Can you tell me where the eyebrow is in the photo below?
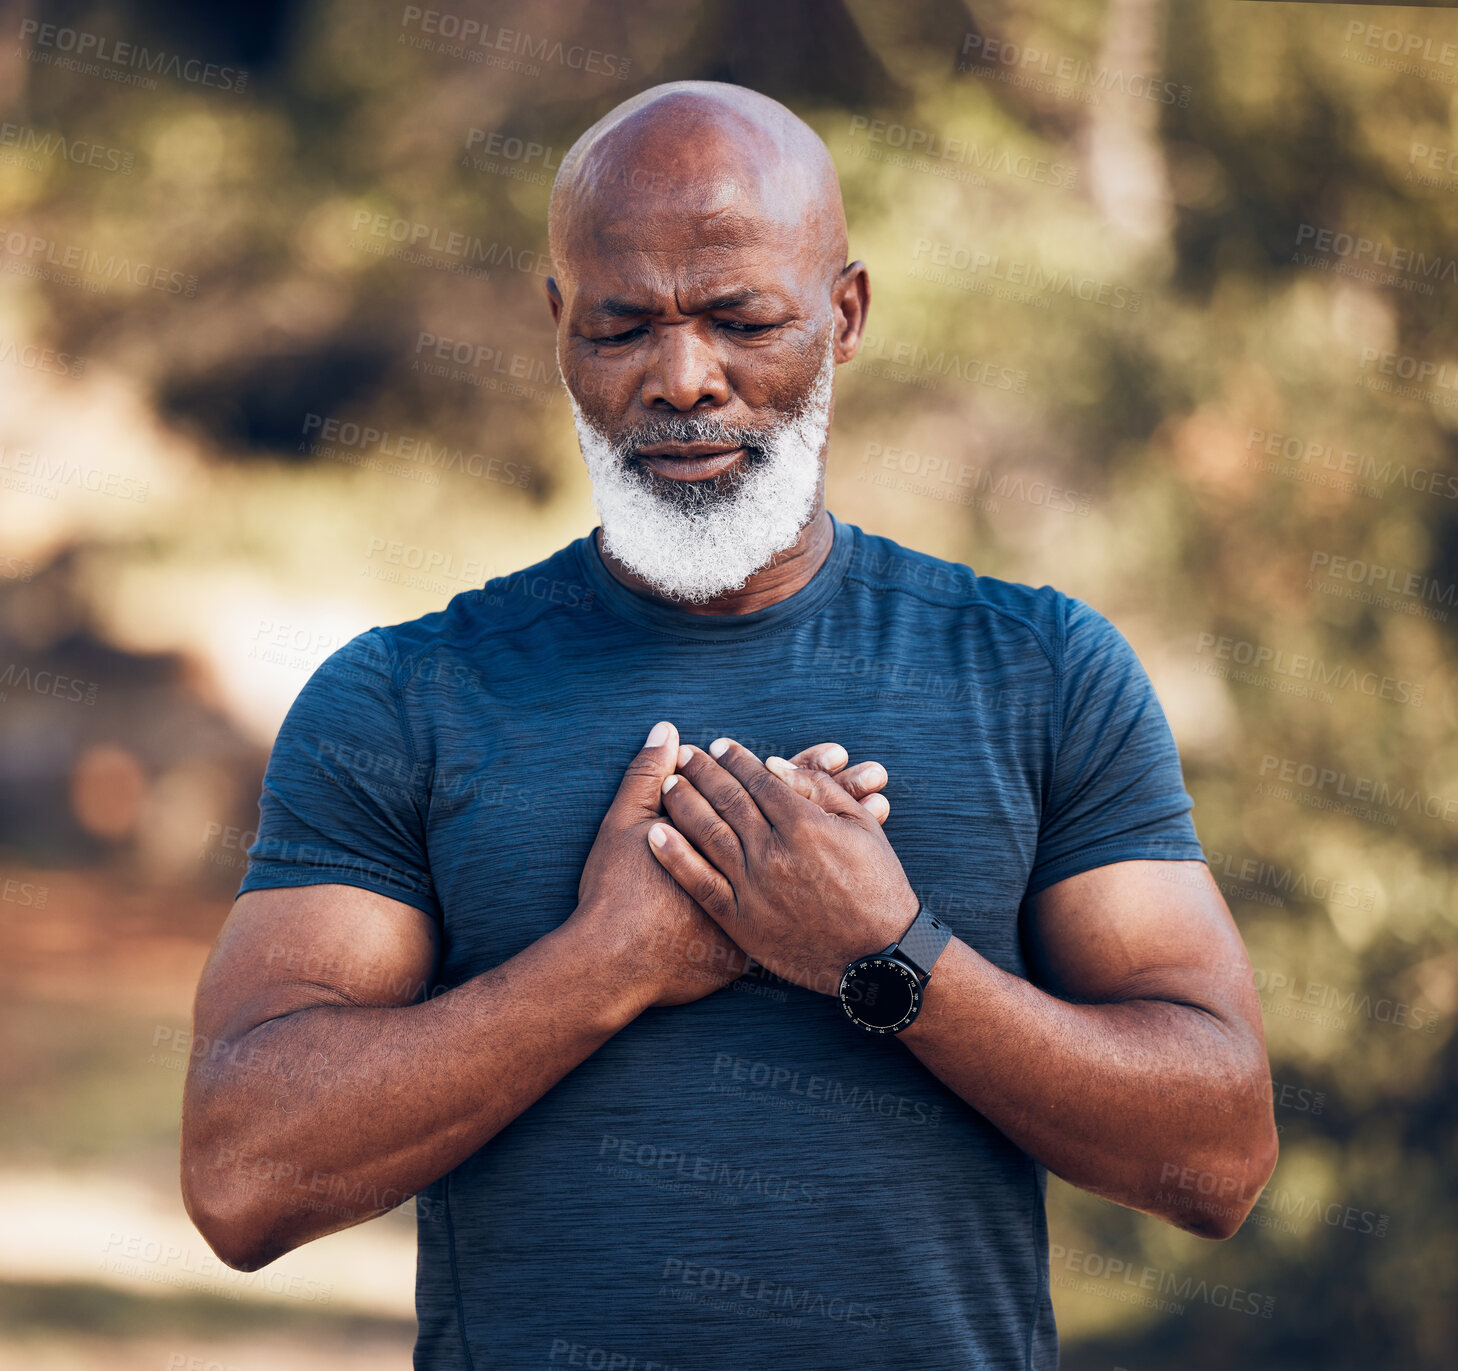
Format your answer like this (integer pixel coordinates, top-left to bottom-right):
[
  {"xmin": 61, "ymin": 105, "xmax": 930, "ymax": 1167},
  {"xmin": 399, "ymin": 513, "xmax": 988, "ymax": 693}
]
[{"xmin": 589, "ymin": 288, "xmax": 771, "ymax": 319}]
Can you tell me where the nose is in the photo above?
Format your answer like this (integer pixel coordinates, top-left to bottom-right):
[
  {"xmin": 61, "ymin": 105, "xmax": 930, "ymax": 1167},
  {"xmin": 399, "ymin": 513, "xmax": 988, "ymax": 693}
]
[{"xmin": 639, "ymin": 324, "xmax": 731, "ymax": 411}]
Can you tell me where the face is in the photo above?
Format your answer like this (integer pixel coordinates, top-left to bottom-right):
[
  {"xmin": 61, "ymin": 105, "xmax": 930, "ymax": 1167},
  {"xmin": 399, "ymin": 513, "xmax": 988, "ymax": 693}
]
[{"xmin": 548, "ymin": 186, "xmax": 868, "ymax": 602}]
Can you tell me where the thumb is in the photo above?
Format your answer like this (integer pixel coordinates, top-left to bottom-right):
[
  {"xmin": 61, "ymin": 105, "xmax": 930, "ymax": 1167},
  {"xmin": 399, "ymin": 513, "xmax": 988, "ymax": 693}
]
[
  {"xmin": 613, "ymin": 720, "xmax": 680, "ymax": 819},
  {"xmin": 765, "ymin": 755, "xmax": 864, "ymax": 820}
]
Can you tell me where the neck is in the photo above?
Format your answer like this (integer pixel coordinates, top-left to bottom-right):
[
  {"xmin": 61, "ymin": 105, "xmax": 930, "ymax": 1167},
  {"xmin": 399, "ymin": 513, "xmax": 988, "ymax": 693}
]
[{"xmin": 594, "ymin": 505, "xmax": 834, "ymax": 616}]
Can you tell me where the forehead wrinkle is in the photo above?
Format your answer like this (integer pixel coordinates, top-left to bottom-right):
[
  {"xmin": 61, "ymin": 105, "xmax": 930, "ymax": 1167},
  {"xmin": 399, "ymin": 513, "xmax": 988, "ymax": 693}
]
[
  {"xmin": 585, "ymin": 218, "xmax": 785, "ymax": 264},
  {"xmin": 574, "ymin": 249, "xmax": 796, "ymax": 314},
  {"xmin": 564, "ymin": 233, "xmax": 802, "ymax": 325}
]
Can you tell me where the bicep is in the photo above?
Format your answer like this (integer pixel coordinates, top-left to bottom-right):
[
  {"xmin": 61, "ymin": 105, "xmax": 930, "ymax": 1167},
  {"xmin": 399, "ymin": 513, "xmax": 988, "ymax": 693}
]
[
  {"xmin": 192, "ymin": 884, "xmax": 440, "ymax": 1046},
  {"xmin": 1025, "ymin": 860, "xmax": 1262, "ymax": 1031}
]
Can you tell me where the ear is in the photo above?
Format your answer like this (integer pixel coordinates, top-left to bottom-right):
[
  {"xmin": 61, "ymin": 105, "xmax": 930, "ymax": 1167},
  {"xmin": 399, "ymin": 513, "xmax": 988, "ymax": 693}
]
[
  {"xmin": 546, "ymin": 276, "xmax": 563, "ymax": 326},
  {"xmin": 830, "ymin": 260, "xmax": 870, "ymax": 364}
]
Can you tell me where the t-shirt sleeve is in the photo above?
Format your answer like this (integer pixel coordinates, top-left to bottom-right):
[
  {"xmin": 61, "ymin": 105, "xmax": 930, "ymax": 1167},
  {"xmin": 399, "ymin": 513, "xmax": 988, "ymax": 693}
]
[
  {"xmin": 1026, "ymin": 595, "xmax": 1206, "ymax": 896},
  {"xmin": 236, "ymin": 629, "xmax": 439, "ymax": 918}
]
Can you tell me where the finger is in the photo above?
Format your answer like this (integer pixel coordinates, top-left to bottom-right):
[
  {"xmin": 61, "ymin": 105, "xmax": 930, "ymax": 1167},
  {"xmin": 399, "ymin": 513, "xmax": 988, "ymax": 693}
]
[
  {"xmin": 675, "ymin": 741, "xmax": 778, "ymax": 841},
  {"xmin": 861, "ymin": 792, "xmax": 890, "ymax": 826},
  {"xmin": 835, "ymin": 760, "xmax": 889, "ymax": 800},
  {"xmin": 702, "ymin": 737, "xmax": 818, "ymax": 831},
  {"xmin": 612, "ymin": 721, "xmax": 680, "ymax": 822},
  {"xmin": 763, "ymin": 756, "xmax": 866, "ymax": 821},
  {"xmin": 647, "ymin": 820, "xmax": 737, "ymax": 925},
  {"xmin": 660, "ymin": 772, "xmax": 745, "ymax": 879},
  {"xmin": 786, "ymin": 742, "xmax": 848, "ymax": 775}
]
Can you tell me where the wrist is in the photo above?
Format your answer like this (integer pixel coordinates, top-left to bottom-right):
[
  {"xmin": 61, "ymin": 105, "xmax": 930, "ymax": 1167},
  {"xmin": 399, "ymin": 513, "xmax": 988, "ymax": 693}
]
[
  {"xmin": 837, "ymin": 901, "xmax": 951, "ymax": 1036},
  {"xmin": 544, "ymin": 909, "xmax": 652, "ymax": 1034}
]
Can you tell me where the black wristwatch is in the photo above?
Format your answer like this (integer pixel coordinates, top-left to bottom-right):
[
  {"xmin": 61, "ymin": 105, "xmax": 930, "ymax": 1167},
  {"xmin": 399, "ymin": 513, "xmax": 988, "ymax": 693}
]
[{"xmin": 838, "ymin": 903, "xmax": 952, "ymax": 1035}]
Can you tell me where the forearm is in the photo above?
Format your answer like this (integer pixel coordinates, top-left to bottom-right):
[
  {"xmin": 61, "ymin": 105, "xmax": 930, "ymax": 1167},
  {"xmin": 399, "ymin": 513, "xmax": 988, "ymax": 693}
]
[
  {"xmin": 898, "ymin": 938, "xmax": 1278, "ymax": 1236},
  {"xmin": 182, "ymin": 917, "xmax": 642, "ymax": 1268}
]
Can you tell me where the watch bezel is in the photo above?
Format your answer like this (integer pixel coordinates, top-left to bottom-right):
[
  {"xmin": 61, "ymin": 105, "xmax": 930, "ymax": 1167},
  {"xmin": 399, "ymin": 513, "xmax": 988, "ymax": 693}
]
[{"xmin": 838, "ymin": 954, "xmax": 924, "ymax": 1034}]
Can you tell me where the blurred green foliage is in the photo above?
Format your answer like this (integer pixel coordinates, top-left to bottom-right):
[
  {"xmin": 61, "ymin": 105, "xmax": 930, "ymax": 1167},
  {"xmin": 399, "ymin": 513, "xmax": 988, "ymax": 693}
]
[{"xmin": 2, "ymin": 1, "xmax": 1455, "ymax": 1367}]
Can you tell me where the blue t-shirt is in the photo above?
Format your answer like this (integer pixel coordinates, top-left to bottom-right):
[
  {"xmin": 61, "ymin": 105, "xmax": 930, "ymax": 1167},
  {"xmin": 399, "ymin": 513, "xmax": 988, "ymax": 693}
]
[{"xmin": 239, "ymin": 512, "xmax": 1205, "ymax": 1370}]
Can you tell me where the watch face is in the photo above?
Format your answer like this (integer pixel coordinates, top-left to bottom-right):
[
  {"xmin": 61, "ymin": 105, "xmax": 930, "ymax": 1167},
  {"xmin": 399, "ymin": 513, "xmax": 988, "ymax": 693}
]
[{"xmin": 839, "ymin": 957, "xmax": 921, "ymax": 1033}]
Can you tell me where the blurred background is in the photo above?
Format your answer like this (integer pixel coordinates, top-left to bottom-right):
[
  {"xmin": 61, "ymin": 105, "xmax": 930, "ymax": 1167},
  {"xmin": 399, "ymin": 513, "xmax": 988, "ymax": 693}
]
[{"xmin": 2, "ymin": 0, "xmax": 1456, "ymax": 1366}]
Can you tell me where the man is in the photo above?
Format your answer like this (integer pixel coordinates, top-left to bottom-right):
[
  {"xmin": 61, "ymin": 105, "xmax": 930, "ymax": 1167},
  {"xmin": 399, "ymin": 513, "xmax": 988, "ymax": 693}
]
[{"xmin": 182, "ymin": 81, "xmax": 1277, "ymax": 1369}]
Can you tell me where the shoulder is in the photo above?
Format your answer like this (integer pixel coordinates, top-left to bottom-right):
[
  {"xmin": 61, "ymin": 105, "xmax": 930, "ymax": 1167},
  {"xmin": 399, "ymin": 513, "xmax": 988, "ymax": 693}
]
[
  {"xmin": 839, "ymin": 517, "xmax": 1088, "ymax": 669},
  {"xmin": 344, "ymin": 535, "xmax": 595, "ymax": 687}
]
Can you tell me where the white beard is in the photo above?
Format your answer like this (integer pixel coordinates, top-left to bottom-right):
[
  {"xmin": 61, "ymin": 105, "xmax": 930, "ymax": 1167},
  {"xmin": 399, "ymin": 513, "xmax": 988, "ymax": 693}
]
[{"xmin": 566, "ymin": 335, "xmax": 835, "ymax": 603}]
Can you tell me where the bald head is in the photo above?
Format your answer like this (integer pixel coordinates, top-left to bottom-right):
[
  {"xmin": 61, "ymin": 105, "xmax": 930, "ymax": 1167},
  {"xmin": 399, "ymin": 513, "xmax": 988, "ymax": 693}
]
[
  {"xmin": 544, "ymin": 81, "xmax": 872, "ymax": 606},
  {"xmin": 548, "ymin": 81, "xmax": 847, "ymax": 287}
]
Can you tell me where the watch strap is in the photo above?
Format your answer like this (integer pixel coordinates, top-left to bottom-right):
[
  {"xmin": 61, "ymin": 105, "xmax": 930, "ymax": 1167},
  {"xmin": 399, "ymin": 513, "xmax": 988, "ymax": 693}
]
[{"xmin": 894, "ymin": 904, "xmax": 951, "ymax": 979}]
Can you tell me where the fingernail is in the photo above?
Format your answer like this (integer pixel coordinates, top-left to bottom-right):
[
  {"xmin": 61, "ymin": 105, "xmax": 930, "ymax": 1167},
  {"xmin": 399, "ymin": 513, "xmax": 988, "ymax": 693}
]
[
  {"xmin": 677, "ymin": 744, "xmax": 693, "ymax": 768},
  {"xmin": 824, "ymin": 744, "xmax": 848, "ymax": 767},
  {"xmin": 864, "ymin": 763, "xmax": 887, "ymax": 786},
  {"xmin": 709, "ymin": 737, "xmax": 730, "ymax": 758},
  {"xmin": 646, "ymin": 721, "xmax": 669, "ymax": 747},
  {"xmin": 662, "ymin": 775, "xmax": 678, "ymax": 793},
  {"xmin": 649, "ymin": 823, "xmax": 669, "ymax": 847},
  {"xmin": 765, "ymin": 756, "xmax": 794, "ymax": 780}
]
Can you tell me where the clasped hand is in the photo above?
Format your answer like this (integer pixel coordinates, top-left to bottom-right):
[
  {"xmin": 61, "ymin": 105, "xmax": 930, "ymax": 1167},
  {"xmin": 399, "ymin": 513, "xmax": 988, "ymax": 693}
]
[{"xmin": 648, "ymin": 736, "xmax": 920, "ymax": 996}]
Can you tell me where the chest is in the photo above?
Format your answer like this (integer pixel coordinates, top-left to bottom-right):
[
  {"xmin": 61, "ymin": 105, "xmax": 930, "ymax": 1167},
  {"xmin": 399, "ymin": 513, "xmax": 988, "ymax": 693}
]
[{"xmin": 417, "ymin": 635, "xmax": 1051, "ymax": 986}]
